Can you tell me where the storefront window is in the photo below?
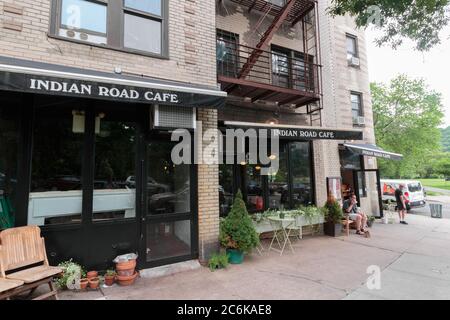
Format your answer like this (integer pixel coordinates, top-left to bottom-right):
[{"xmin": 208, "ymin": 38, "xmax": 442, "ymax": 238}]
[
  {"xmin": 93, "ymin": 115, "xmax": 137, "ymax": 222},
  {"xmin": 291, "ymin": 142, "xmax": 313, "ymax": 207},
  {"xmin": 30, "ymin": 103, "xmax": 84, "ymax": 226},
  {"xmin": 219, "ymin": 164, "xmax": 234, "ymax": 217},
  {"xmin": 243, "ymin": 164, "xmax": 264, "ymax": 213},
  {"xmin": 0, "ymin": 96, "xmax": 20, "ymax": 230},
  {"xmin": 268, "ymin": 143, "xmax": 289, "ymax": 210},
  {"xmin": 147, "ymin": 141, "xmax": 190, "ymax": 215}
]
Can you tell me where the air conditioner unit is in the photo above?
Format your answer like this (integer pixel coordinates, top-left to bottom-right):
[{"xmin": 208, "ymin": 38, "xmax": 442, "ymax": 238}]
[
  {"xmin": 59, "ymin": 28, "xmax": 107, "ymax": 45},
  {"xmin": 152, "ymin": 105, "xmax": 197, "ymax": 129},
  {"xmin": 348, "ymin": 56, "xmax": 360, "ymax": 67},
  {"xmin": 353, "ymin": 116, "xmax": 366, "ymax": 126}
]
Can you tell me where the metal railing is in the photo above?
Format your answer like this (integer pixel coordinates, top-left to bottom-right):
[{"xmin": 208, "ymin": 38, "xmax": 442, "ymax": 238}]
[{"xmin": 216, "ymin": 39, "xmax": 321, "ymax": 95}]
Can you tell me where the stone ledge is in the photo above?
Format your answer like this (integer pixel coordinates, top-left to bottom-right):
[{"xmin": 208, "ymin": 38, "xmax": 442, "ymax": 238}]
[{"xmin": 139, "ymin": 260, "xmax": 202, "ymax": 279}]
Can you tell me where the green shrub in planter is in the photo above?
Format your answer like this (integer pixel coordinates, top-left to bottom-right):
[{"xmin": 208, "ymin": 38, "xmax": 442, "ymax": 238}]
[
  {"xmin": 323, "ymin": 198, "xmax": 344, "ymax": 237},
  {"xmin": 219, "ymin": 190, "xmax": 260, "ymax": 264},
  {"xmin": 208, "ymin": 252, "xmax": 230, "ymax": 271}
]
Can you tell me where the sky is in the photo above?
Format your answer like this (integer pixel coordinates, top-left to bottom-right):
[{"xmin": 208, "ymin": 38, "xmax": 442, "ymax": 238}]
[{"xmin": 365, "ymin": 27, "xmax": 450, "ymax": 128}]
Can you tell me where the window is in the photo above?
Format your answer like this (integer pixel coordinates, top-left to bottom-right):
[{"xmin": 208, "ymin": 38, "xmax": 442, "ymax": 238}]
[
  {"xmin": 52, "ymin": 0, "xmax": 167, "ymax": 57},
  {"xmin": 93, "ymin": 107, "xmax": 137, "ymax": 222},
  {"xmin": 266, "ymin": 0, "xmax": 286, "ymax": 6},
  {"xmin": 30, "ymin": 103, "xmax": 85, "ymax": 226},
  {"xmin": 123, "ymin": 0, "xmax": 163, "ymax": 54},
  {"xmin": 351, "ymin": 92, "xmax": 363, "ymax": 125},
  {"xmin": 216, "ymin": 29, "xmax": 239, "ymax": 78},
  {"xmin": 271, "ymin": 45, "xmax": 315, "ymax": 91},
  {"xmin": 346, "ymin": 34, "xmax": 358, "ymax": 61},
  {"xmin": 0, "ymin": 95, "xmax": 21, "ymax": 230},
  {"xmin": 290, "ymin": 142, "xmax": 314, "ymax": 207}
]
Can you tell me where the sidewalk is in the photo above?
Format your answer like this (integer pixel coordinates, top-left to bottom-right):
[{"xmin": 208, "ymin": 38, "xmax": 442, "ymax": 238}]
[{"xmin": 60, "ymin": 214, "xmax": 450, "ymax": 300}]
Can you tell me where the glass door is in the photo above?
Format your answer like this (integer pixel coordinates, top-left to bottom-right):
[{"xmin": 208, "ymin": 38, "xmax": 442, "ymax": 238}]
[
  {"xmin": 353, "ymin": 169, "xmax": 383, "ymax": 218},
  {"xmin": 142, "ymin": 136, "xmax": 197, "ymax": 267}
]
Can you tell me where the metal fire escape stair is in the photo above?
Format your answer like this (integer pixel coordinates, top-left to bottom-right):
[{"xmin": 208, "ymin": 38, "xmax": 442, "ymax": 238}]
[{"xmin": 238, "ymin": 0, "xmax": 296, "ymax": 79}]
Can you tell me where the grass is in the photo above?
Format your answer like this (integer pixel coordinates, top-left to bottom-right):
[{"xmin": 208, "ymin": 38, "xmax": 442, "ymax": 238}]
[
  {"xmin": 426, "ymin": 191, "xmax": 445, "ymax": 196},
  {"xmin": 419, "ymin": 179, "xmax": 450, "ymax": 191}
]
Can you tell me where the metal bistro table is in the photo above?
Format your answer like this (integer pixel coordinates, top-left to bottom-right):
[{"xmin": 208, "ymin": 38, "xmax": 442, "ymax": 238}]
[{"xmin": 268, "ymin": 215, "xmax": 296, "ymax": 255}]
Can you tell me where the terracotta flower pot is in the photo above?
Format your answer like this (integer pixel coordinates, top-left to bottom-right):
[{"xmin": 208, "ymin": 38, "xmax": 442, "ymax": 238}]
[
  {"xmin": 104, "ymin": 275, "xmax": 115, "ymax": 287},
  {"xmin": 87, "ymin": 271, "xmax": 98, "ymax": 279},
  {"xmin": 116, "ymin": 259, "xmax": 136, "ymax": 277},
  {"xmin": 88, "ymin": 277, "xmax": 100, "ymax": 289},
  {"xmin": 116, "ymin": 259, "xmax": 136, "ymax": 271},
  {"xmin": 79, "ymin": 278, "xmax": 89, "ymax": 290},
  {"xmin": 116, "ymin": 271, "xmax": 138, "ymax": 286}
]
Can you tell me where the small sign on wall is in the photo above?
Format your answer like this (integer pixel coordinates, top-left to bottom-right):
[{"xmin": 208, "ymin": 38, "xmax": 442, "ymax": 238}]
[{"xmin": 327, "ymin": 177, "xmax": 343, "ymax": 205}]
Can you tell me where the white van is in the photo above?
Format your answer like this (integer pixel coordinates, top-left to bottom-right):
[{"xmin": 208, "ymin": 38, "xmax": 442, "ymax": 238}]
[{"xmin": 381, "ymin": 180, "xmax": 426, "ymax": 210}]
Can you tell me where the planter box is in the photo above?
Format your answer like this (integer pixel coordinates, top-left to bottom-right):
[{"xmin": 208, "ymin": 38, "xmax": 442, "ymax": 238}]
[{"xmin": 324, "ymin": 221, "xmax": 342, "ymax": 237}]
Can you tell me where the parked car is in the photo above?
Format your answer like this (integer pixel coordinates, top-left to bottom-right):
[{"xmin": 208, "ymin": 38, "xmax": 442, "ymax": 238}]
[{"xmin": 381, "ymin": 179, "xmax": 426, "ymax": 211}]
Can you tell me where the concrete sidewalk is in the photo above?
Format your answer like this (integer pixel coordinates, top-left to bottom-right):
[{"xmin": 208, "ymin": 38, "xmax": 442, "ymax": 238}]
[{"xmin": 60, "ymin": 214, "xmax": 450, "ymax": 300}]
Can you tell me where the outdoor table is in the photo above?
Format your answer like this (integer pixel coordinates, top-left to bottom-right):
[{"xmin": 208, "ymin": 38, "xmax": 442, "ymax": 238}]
[{"xmin": 267, "ymin": 215, "xmax": 296, "ymax": 255}]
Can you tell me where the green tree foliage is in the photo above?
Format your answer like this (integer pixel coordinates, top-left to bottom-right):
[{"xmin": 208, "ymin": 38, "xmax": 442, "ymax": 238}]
[
  {"xmin": 442, "ymin": 126, "xmax": 450, "ymax": 152},
  {"xmin": 219, "ymin": 190, "xmax": 260, "ymax": 253},
  {"xmin": 371, "ymin": 75, "xmax": 444, "ymax": 178},
  {"xmin": 328, "ymin": 0, "xmax": 450, "ymax": 51}
]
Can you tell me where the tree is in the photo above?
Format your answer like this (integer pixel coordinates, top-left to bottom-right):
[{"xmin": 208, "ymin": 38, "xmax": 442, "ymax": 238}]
[
  {"xmin": 442, "ymin": 126, "xmax": 450, "ymax": 152},
  {"xmin": 328, "ymin": 0, "xmax": 450, "ymax": 51},
  {"xmin": 371, "ymin": 75, "xmax": 444, "ymax": 178}
]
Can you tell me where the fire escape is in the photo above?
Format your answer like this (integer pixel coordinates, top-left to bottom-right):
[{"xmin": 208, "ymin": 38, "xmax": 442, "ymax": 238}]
[{"xmin": 217, "ymin": 0, "xmax": 323, "ymax": 126}]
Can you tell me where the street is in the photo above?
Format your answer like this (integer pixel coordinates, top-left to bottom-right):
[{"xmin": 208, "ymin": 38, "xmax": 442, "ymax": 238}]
[{"xmin": 410, "ymin": 195, "xmax": 450, "ymax": 219}]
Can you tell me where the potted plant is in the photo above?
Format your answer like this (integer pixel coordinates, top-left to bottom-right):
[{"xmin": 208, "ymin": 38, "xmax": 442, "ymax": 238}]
[
  {"xmin": 56, "ymin": 259, "xmax": 87, "ymax": 290},
  {"xmin": 219, "ymin": 190, "xmax": 260, "ymax": 264},
  {"xmin": 367, "ymin": 215, "xmax": 376, "ymax": 228},
  {"xmin": 79, "ymin": 278, "xmax": 89, "ymax": 290},
  {"xmin": 86, "ymin": 270, "xmax": 98, "ymax": 280},
  {"xmin": 116, "ymin": 271, "xmax": 139, "ymax": 286},
  {"xmin": 88, "ymin": 276, "xmax": 100, "ymax": 289},
  {"xmin": 323, "ymin": 197, "xmax": 344, "ymax": 237},
  {"xmin": 104, "ymin": 270, "xmax": 116, "ymax": 287},
  {"xmin": 208, "ymin": 252, "xmax": 229, "ymax": 271}
]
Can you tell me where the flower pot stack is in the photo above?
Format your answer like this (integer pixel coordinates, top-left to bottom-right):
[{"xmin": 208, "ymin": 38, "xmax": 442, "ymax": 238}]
[
  {"xmin": 114, "ymin": 253, "xmax": 139, "ymax": 286},
  {"xmin": 86, "ymin": 271, "xmax": 99, "ymax": 289}
]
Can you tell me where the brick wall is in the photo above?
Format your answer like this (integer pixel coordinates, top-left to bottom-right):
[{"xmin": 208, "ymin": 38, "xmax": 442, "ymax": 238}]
[
  {"xmin": 197, "ymin": 108, "xmax": 220, "ymax": 263},
  {"xmin": 0, "ymin": 0, "xmax": 218, "ymax": 87}
]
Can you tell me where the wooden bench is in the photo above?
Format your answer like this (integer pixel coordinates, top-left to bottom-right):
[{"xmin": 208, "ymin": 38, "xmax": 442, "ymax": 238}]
[
  {"xmin": 0, "ymin": 226, "xmax": 62, "ymax": 300},
  {"xmin": 342, "ymin": 215, "xmax": 355, "ymax": 237}
]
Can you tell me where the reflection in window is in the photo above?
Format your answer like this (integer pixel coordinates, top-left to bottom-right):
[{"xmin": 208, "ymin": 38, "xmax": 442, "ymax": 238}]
[
  {"xmin": 268, "ymin": 144, "xmax": 289, "ymax": 210},
  {"xmin": 124, "ymin": 13, "xmax": 162, "ymax": 54},
  {"xmin": 93, "ymin": 118, "xmax": 137, "ymax": 221},
  {"xmin": 59, "ymin": 0, "xmax": 107, "ymax": 44},
  {"xmin": 148, "ymin": 141, "xmax": 190, "ymax": 215},
  {"xmin": 146, "ymin": 220, "xmax": 191, "ymax": 262},
  {"xmin": 125, "ymin": 0, "xmax": 162, "ymax": 16},
  {"xmin": 243, "ymin": 165, "xmax": 264, "ymax": 213},
  {"xmin": 30, "ymin": 105, "xmax": 84, "ymax": 226},
  {"xmin": 291, "ymin": 142, "xmax": 313, "ymax": 207},
  {"xmin": 219, "ymin": 164, "xmax": 234, "ymax": 217},
  {"xmin": 0, "ymin": 96, "xmax": 20, "ymax": 230}
]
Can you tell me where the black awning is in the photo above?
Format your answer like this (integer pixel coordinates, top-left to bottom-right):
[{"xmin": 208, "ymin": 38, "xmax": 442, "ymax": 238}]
[
  {"xmin": 343, "ymin": 143, "xmax": 403, "ymax": 161},
  {"xmin": 224, "ymin": 121, "xmax": 364, "ymax": 141},
  {"xmin": 0, "ymin": 56, "xmax": 226, "ymax": 108}
]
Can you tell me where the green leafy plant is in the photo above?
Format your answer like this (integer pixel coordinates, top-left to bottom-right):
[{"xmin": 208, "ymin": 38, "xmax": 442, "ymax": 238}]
[
  {"xmin": 208, "ymin": 252, "xmax": 229, "ymax": 271},
  {"xmin": 324, "ymin": 199, "xmax": 344, "ymax": 224},
  {"xmin": 55, "ymin": 259, "xmax": 87, "ymax": 290},
  {"xmin": 105, "ymin": 269, "xmax": 116, "ymax": 277},
  {"xmin": 219, "ymin": 190, "xmax": 260, "ymax": 253}
]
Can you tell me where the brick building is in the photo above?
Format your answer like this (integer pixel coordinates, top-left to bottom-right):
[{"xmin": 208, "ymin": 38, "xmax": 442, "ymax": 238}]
[{"xmin": 0, "ymin": 0, "xmax": 398, "ymax": 270}]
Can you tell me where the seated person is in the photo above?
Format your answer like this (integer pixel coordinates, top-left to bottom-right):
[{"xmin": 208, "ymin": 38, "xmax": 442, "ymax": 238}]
[{"xmin": 342, "ymin": 194, "xmax": 368, "ymax": 235}]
